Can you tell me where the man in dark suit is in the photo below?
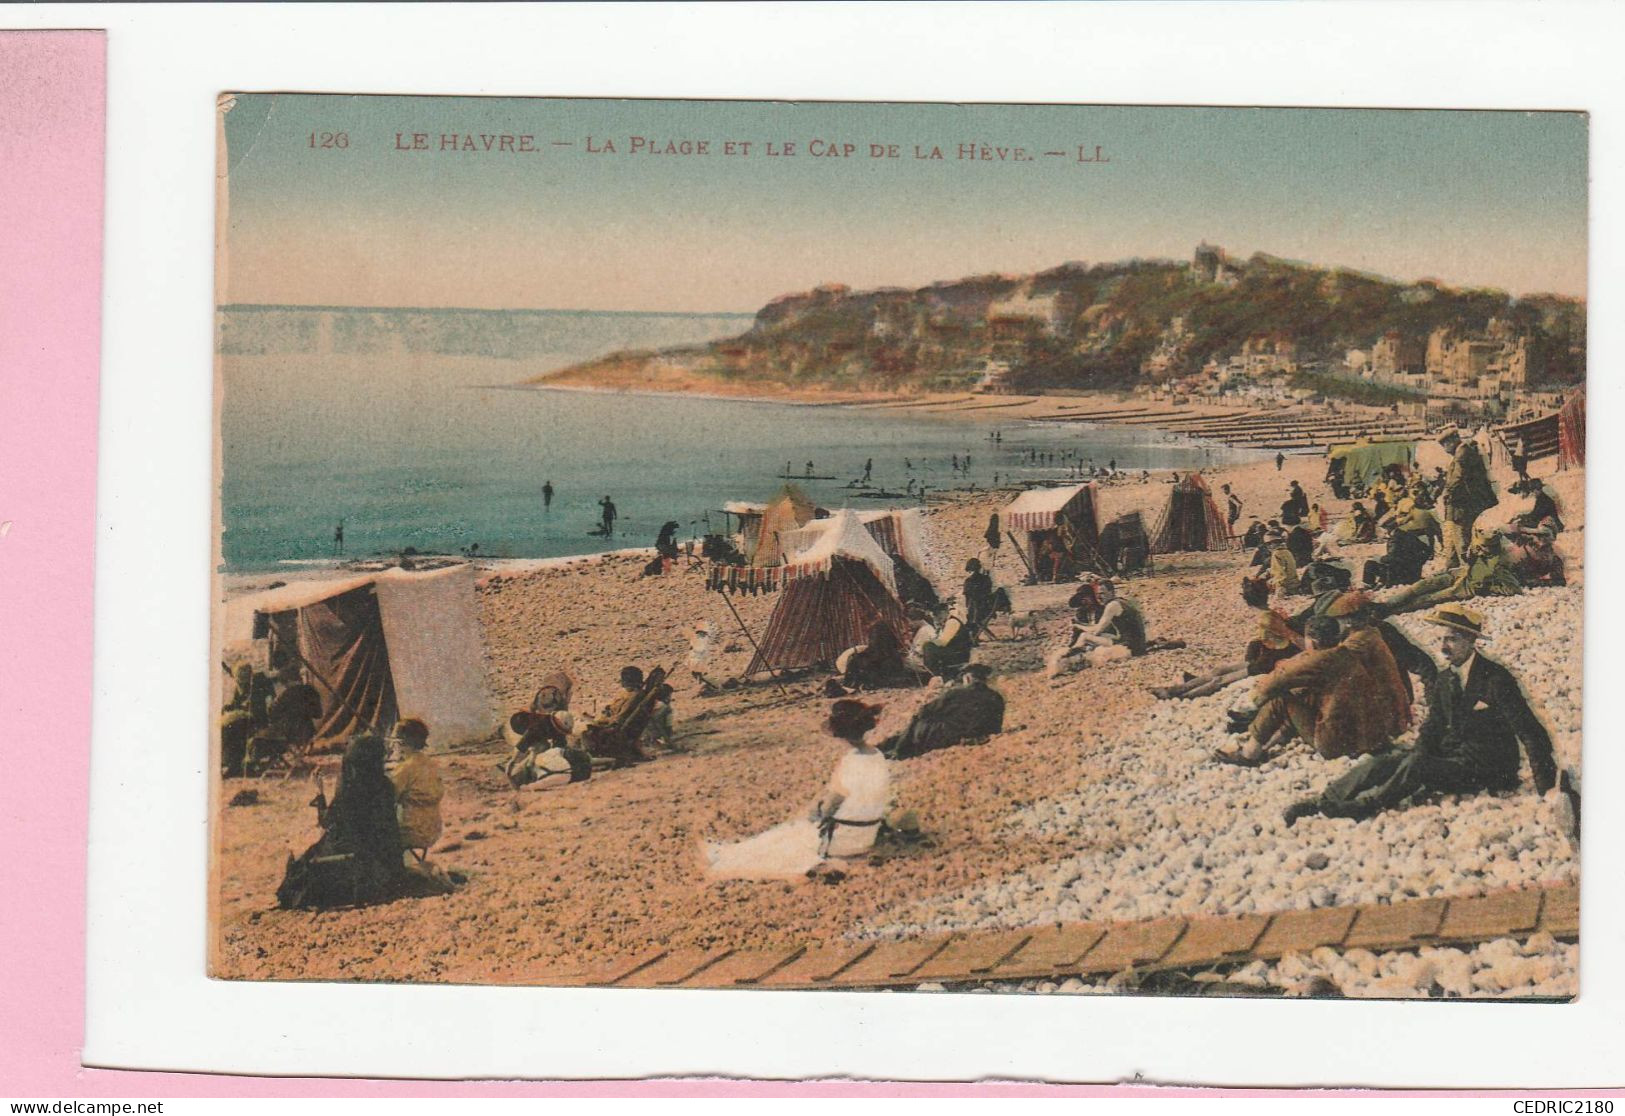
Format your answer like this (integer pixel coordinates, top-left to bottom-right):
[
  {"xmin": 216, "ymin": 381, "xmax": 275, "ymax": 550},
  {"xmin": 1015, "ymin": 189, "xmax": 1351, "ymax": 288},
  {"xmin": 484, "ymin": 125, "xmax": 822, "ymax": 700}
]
[
  {"xmin": 880, "ymin": 662, "xmax": 1005, "ymax": 759},
  {"xmin": 1282, "ymin": 603, "xmax": 1557, "ymax": 825}
]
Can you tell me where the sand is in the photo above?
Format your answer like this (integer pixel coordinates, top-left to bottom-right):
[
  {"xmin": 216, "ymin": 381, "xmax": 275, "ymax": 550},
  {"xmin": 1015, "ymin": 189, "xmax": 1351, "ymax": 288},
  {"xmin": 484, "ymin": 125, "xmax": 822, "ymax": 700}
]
[{"xmin": 213, "ymin": 448, "xmax": 1584, "ymax": 992}]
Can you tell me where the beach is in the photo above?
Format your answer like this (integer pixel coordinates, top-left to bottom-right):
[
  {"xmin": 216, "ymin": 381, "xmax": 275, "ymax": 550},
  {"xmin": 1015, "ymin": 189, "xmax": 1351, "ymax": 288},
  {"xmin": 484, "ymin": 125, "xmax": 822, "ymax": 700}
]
[{"xmin": 214, "ymin": 448, "xmax": 1584, "ymax": 997}]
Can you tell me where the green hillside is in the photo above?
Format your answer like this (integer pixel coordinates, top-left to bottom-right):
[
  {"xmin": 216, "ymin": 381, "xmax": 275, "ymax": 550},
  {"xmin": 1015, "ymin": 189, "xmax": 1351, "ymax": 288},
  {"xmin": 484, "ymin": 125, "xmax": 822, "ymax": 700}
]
[{"xmin": 535, "ymin": 251, "xmax": 1586, "ymax": 395}]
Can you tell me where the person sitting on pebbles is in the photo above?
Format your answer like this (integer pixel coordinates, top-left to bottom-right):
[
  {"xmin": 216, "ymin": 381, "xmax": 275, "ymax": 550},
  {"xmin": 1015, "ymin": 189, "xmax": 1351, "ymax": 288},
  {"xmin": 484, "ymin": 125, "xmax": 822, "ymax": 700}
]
[
  {"xmin": 580, "ymin": 665, "xmax": 662, "ymax": 766},
  {"xmin": 1285, "ymin": 521, "xmax": 1316, "ymax": 569},
  {"xmin": 1336, "ymin": 502, "xmax": 1378, "ymax": 545},
  {"xmin": 835, "ymin": 620, "xmax": 927, "ymax": 693},
  {"xmin": 1282, "ymin": 565, "xmax": 1437, "ymax": 704},
  {"xmin": 1248, "ymin": 520, "xmax": 1280, "ymax": 568},
  {"xmin": 1152, "ymin": 576, "xmax": 1303, "ymax": 700},
  {"xmin": 880, "ymin": 662, "xmax": 1006, "ymax": 759},
  {"xmin": 641, "ymin": 683, "xmax": 678, "ymax": 753},
  {"xmin": 1378, "ymin": 528, "xmax": 1522, "ymax": 616},
  {"xmin": 1362, "ymin": 517, "xmax": 1434, "ymax": 590},
  {"xmin": 503, "ymin": 709, "xmax": 592, "ymax": 790},
  {"xmin": 918, "ymin": 609, "xmax": 975, "ymax": 680},
  {"xmin": 1047, "ymin": 579, "xmax": 1150, "ymax": 678},
  {"xmin": 1259, "ymin": 528, "xmax": 1303, "ymax": 596},
  {"xmin": 277, "ymin": 732, "xmax": 410, "ymax": 909},
  {"xmin": 1499, "ymin": 522, "xmax": 1566, "ymax": 588},
  {"xmin": 1283, "ymin": 603, "xmax": 1562, "ymax": 827},
  {"xmin": 704, "ymin": 698, "xmax": 891, "ymax": 881},
  {"xmin": 1382, "ymin": 493, "xmax": 1444, "ymax": 558},
  {"xmin": 1213, "ymin": 616, "xmax": 1409, "ymax": 767}
]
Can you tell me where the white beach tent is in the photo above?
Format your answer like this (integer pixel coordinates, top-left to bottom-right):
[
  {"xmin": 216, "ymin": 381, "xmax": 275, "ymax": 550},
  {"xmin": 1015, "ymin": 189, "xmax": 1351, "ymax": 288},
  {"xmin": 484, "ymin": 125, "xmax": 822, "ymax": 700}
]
[
  {"xmin": 719, "ymin": 500, "xmax": 769, "ymax": 556},
  {"xmin": 779, "ymin": 507, "xmax": 930, "ymax": 574},
  {"xmin": 780, "ymin": 506, "xmax": 941, "ymax": 606},
  {"xmin": 222, "ymin": 564, "xmax": 499, "ymax": 751},
  {"xmin": 779, "ymin": 509, "xmax": 899, "ymax": 595}
]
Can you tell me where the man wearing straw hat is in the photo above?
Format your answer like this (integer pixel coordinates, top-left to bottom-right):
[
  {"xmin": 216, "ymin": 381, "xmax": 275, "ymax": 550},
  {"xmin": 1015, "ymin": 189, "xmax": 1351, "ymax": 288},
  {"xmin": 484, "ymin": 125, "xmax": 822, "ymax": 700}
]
[{"xmin": 1283, "ymin": 603, "xmax": 1557, "ymax": 826}]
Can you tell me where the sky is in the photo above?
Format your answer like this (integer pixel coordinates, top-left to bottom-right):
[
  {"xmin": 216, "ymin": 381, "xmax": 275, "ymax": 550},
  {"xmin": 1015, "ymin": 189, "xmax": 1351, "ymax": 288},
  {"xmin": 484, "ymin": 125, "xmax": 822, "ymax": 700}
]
[{"xmin": 220, "ymin": 95, "xmax": 1589, "ymax": 313}]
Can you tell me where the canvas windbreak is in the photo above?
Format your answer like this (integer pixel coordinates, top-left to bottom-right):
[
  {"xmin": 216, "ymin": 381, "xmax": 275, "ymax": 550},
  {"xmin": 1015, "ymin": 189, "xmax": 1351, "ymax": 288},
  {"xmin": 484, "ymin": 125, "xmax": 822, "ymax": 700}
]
[
  {"xmin": 238, "ymin": 566, "xmax": 499, "ymax": 752},
  {"xmin": 293, "ymin": 582, "xmax": 398, "ymax": 748},
  {"xmin": 373, "ymin": 565, "xmax": 498, "ymax": 748}
]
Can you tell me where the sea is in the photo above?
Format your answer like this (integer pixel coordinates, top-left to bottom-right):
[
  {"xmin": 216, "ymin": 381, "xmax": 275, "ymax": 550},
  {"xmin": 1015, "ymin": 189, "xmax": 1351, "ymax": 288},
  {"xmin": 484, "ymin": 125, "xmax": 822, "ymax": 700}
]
[{"xmin": 219, "ymin": 307, "xmax": 1257, "ymax": 573}]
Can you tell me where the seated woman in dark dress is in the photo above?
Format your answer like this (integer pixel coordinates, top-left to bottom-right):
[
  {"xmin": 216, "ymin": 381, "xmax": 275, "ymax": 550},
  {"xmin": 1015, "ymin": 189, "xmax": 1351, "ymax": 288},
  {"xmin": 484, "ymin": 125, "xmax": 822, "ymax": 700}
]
[
  {"xmin": 277, "ymin": 732, "xmax": 447, "ymax": 909},
  {"xmin": 842, "ymin": 621, "xmax": 926, "ymax": 691}
]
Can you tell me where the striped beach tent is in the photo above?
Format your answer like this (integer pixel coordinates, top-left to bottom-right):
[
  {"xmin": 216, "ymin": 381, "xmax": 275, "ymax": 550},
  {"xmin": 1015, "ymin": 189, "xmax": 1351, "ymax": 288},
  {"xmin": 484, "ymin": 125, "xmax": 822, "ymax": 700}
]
[
  {"xmin": 1150, "ymin": 472, "xmax": 1233, "ymax": 553},
  {"xmin": 749, "ymin": 485, "xmax": 818, "ymax": 566},
  {"xmin": 1558, "ymin": 389, "xmax": 1585, "ymax": 470},
  {"xmin": 1000, "ymin": 483, "xmax": 1102, "ymax": 581},
  {"xmin": 746, "ymin": 510, "xmax": 912, "ymax": 675}
]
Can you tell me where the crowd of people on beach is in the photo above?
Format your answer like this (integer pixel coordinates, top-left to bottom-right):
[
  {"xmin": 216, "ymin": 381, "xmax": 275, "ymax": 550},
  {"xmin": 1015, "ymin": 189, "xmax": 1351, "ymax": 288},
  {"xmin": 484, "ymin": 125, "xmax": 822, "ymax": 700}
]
[
  {"xmin": 1162, "ymin": 425, "xmax": 1574, "ymax": 829},
  {"xmin": 229, "ymin": 419, "xmax": 1577, "ymax": 915}
]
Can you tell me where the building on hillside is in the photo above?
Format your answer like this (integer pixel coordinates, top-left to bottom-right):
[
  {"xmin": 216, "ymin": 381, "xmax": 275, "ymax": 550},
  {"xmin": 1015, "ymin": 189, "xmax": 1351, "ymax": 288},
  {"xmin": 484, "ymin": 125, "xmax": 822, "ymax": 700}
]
[
  {"xmin": 971, "ymin": 359, "xmax": 1014, "ymax": 394},
  {"xmin": 1242, "ymin": 334, "xmax": 1297, "ymax": 376},
  {"xmin": 1191, "ymin": 242, "xmax": 1244, "ymax": 286},
  {"xmin": 1141, "ymin": 317, "xmax": 1195, "ymax": 377},
  {"xmin": 1424, "ymin": 326, "xmax": 1539, "ymax": 397},
  {"xmin": 986, "ymin": 289, "xmax": 1065, "ymax": 336},
  {"xmin": 1371, "ymin": 331, "xmax": 1426, "ymax": 381},
  {"xmin": 1500, "ymin": 336, "xmax": 1534, "ymax": 390}
]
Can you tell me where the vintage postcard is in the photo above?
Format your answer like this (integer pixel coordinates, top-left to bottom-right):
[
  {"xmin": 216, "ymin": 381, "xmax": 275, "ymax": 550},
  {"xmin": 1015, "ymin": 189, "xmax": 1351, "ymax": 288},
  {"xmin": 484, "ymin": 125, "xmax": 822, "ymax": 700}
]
[{"xmin": 212, "ymin": 95, "xmax": 1584, "ymax": 1001}]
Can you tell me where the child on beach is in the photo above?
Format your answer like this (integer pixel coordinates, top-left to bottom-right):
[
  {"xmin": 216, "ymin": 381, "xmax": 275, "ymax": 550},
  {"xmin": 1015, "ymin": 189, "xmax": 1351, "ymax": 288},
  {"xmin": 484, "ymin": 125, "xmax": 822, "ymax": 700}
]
[{"xmin": 390, "ymin": 718, "xmax": 444, "ymax": 857}]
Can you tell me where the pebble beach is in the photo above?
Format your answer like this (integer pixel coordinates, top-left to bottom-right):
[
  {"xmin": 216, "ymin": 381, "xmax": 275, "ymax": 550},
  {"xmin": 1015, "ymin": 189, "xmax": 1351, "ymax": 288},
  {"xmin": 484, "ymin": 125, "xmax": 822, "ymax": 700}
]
[{"xmin": 213, "ymin": 444, "xmax": 1584, "ymax": 999}]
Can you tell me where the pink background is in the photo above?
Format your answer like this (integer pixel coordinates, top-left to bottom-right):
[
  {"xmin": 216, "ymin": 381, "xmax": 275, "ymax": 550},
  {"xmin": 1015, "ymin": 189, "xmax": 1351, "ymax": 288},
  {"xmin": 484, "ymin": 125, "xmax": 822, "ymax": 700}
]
[{"xmin": 0, "ymin": 24, "xmax": 1619, "ymax": 1100}]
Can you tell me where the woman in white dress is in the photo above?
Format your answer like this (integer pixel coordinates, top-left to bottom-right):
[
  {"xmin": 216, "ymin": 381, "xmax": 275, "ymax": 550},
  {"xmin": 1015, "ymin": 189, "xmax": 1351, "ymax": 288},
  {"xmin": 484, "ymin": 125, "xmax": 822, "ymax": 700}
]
[{"xmin": 704, "ymin": 699, "xmax": 891, "ymax": 881}]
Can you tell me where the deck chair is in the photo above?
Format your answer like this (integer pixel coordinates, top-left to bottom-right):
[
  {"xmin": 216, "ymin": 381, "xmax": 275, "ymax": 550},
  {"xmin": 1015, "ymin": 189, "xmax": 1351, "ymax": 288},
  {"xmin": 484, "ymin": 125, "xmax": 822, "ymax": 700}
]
[{"xmin": 580, "ymin": 666, "xmax": 668, "ymax": 769}]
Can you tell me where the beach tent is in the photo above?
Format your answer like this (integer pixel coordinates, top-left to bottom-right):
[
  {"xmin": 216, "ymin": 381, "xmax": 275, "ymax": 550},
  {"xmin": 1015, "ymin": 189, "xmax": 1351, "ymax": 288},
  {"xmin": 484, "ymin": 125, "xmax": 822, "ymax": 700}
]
[
  {"xmin": 749, "ymin": 485, "xmax": 817, "ymax": 566},
  {"xmin": 1559, "ymin": 389, "xmax": 1586, "ymax": 470},
  {"xmin": 1150, "ymin": 473, "xmax": 1233, "ymax": 553},
  {"xmin": 781, "ymin": 507, "xmax": 939, "ymax": 611},
  {"xmin": 1000, "ymin": 483, "xmax": 1101, "ymax": 582},
  {"xmin": 746, "ymin": 510, "xmax": 913, "ymax": 675},
  {"xmin": 223, "ymin": 565, "xmax": 498, "ymax": 751},
  {"xmin": 1327, "ymin": 439, "xmax": 1415, "ymax": 491},
  {"xmin": 719, "ymin": 500, "xmax": 768, "ymax": 556}
]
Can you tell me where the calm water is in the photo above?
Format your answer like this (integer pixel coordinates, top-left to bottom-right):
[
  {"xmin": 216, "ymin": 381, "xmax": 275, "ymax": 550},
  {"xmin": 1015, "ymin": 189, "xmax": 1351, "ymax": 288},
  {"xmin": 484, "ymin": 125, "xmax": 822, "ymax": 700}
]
[{"xmin": 220, "ymin": 311, "xmax": 1255, "ymax": 572}]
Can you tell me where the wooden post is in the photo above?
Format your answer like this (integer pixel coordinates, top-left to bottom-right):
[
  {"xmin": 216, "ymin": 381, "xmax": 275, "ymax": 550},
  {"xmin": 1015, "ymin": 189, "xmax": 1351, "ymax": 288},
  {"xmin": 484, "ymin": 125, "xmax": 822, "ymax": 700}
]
[
  {"xmin": 1006, "ymin": 531, "xmax": 1037, "ymax": 582},
  {"xmin": 720, "ymin": 588, "xmax": 791, "ymax": 699}
]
